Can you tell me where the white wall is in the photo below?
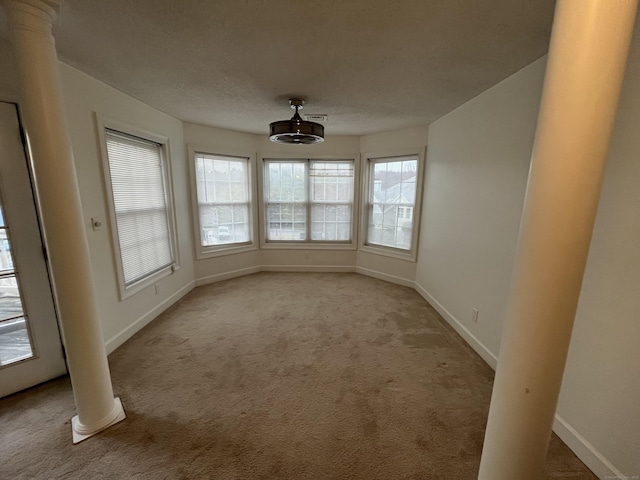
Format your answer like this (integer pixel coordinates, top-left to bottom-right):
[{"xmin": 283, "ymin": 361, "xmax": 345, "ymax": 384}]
[
  {"xmin": 59, "ymin": 64, "xmax": 195, "ymax": 353},
  {"xmin": 0, "ymin": 38, "xmax": 20, "ymax": 102},
  {"xmin": 360, "ymin": 125, "xmax": 429, "ymax": 153},
  {"xmin": 554, "ymin": 30, "xmax": 640, "ymax": 476},
  {"xmin": 416, "ymin": 58, "xmax": 545, "ymax": 358},
  {"xmin": 256, "ymin": 134, "xmax": 360, "ymax": 158},
  {"xmin": 416, "ymin": 35, "xmax": 640, "ymax": 476}
]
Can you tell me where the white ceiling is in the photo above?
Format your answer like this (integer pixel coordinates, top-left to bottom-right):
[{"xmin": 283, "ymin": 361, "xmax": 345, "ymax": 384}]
[{"xmin": 5, "ymin": 0, "xmax": 556, "ymax": 136}]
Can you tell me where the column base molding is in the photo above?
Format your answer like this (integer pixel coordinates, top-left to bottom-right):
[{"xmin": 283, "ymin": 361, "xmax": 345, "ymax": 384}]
[{"xmin": 71, "ymin": 397, "xmax": 126, "ymax": 444}]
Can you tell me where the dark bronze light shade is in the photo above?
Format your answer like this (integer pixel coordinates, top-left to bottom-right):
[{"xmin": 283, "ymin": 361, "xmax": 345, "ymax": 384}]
[{"xmin": 269, "ymin": 98, "xmax": 324, "ymax": 144}]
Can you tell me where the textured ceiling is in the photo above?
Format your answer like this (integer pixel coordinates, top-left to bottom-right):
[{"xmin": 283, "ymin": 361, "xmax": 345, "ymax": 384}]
[{"xmin": 4, "ymin": 0, "xmax": 556, "ymax": 136}]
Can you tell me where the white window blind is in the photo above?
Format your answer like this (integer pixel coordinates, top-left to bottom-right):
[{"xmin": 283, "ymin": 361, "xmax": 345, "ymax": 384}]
[{"xmin": 105, "ymin": 129, "xmax": 174, "ymax": 286}]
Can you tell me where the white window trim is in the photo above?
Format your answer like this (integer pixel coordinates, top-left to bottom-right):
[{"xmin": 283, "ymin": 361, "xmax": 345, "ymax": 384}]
[
  {"xmin": 96, "ymin": 114, "xmax": 180, "ymax": 300},
  {"xmin": 188, "ymin": 145, "xmax": 259, "ymax": 259},
  {"xmin": 257, "ymin": 153, "xmax": 360, "ymax": 250},
  {"xmin": 359, "ymin": 147, "xmax": 426, "ymax": 262}
]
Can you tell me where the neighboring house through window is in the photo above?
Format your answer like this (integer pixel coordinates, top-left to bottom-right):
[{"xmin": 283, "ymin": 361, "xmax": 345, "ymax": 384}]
[{"xmin": 362, "ymin": 152, "xmax": 424, "ymax": 260}]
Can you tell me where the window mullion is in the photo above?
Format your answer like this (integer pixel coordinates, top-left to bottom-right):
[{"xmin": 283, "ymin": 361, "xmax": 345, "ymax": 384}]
[{"xmin": 306, "ymin": 160, "xmax": 311, "ymax": 243}]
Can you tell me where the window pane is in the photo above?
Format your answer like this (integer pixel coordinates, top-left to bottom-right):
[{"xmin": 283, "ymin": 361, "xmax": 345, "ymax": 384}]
[
  {"xmin": 105, "ymin": 129, "xmax": 174, "ymax": 286},
  {"xmin": 367, "ymin": 157, "xmax": 418, "ymax": 251},
  {"xmin": 267, "ymin": 203, "xmax": 306, "ymax": 240},
  {"xmin": 267, "ymin": 162, "xmax": 306, "ymax": 202},
  {"xmin": 311, "ymin": 204, "xmax": 351, "ymax": 241},
  {"xmin": 195, "ymin": 153, "xmax": 251, "ymax": 248},
  {"xmin": 309, "ymin": 161, "xmax": 353, "ymax": 241},
  {"xmin": 0, "ymin": 200, "xmax": 33, "ymax": 365},
  {"xmin": 199, "ymin": 204, "xmax": 250, "ymax": 246},
  {"xmin": 0, "ymin": 275, "xmax": 23, "ymax": 322},
  {"xmin": 0, "ymin": 229, "xmax": 13, "ymax": 274}
]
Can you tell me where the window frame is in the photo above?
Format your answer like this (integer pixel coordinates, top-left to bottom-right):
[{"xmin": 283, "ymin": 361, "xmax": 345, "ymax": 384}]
[
  {"xmin": 359, "ymin": 148, "xmax": 426, "ymax": 262},
  {"xmin": 188, "ymin": 146, "xmax": 258, "ymax": 259},
  {"xmin": 257, "ymin": 154, "xmax": 360, "ymax": 250},
  {"xmin": 96, "ymin": 115, "xmax": 180, "ymax": 300}
]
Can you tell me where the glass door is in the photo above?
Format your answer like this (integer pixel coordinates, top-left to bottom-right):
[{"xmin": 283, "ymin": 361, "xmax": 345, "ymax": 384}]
[
  {"xmin": 0, "ymin": 101, "xmax": 66, "ymax": 398},
  {"xmin": 0, "ymin": 205, "xmax": 33, "ymax": 365}
]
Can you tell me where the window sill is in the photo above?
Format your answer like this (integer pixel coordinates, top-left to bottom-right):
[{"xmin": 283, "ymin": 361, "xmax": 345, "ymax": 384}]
[
  {"xmin": 196, "ymin": 243, "xmax": 258, "ymax": 260},
  {"xmin": 118, "ymin": 263, "xmax": 178, "ymax": 301},
  {"xmin": 260, "ymin": 242, "xmax": 357, "ymax": 251},
  {"xmin": 358, "ymin": 244, "xmax": 417, "ymax": 262}
]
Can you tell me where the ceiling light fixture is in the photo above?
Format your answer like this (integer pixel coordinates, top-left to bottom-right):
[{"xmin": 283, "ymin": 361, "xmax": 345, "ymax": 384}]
[{"xmin": 269, "ymin": 98, "xmax": 324, "ymax": 144}]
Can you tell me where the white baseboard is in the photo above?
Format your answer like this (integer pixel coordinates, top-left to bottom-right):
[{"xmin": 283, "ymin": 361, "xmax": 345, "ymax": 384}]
[
  {"xmin": 104, "ymin": 280, "xmax": 195, "ymax": 354},
  {"xmin": 414, "ymin": 281, "xmax": 621, "ymax": 479},
  {"xmin": 553, "ymin": 414, "xmax": 626, "ymax": 479},
  {"xmin": 355, "ymin": 266, "xmax": 415, "ymax": 288},
  {"xmin": 414, "ymin": 281, "xmax": 498, "ymax": 369},
  {"xmin": 195, "ymin": 266, "xmax": 261, "ymax": 287},
  {"xmin": 195, "ymin": 265, "xmax": 410, "ymax": 288},
  {"xmin": 260, "ymin": 264, "xmax": 355, "ymax": 273}
]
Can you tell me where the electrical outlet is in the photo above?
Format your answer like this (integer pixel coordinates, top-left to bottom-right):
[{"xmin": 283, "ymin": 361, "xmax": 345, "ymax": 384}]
[
  {"xmin": 304, "ymin": 250, "xmax": 310, "ymax": 259},
  {"xmin": 472, "ymin": 308, "xmax": 479, "ymax": 323}
]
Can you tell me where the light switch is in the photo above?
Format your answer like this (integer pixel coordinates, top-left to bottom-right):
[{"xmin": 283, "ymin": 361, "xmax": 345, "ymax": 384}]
[{"xmin": 91, "ymin": 217, "xmax": 103, "ymax": 231}]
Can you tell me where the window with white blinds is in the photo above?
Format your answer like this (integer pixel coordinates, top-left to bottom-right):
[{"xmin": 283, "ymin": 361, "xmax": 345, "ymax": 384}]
[{"xmin": 104, "ymin": 128, "xmax": 176, "ymax": 292}]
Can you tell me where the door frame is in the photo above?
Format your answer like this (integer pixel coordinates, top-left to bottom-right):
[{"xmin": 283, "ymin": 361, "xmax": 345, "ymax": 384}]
[{"xmin": 0, "ymin": 101, "xmax": 67, "ymax": 397}]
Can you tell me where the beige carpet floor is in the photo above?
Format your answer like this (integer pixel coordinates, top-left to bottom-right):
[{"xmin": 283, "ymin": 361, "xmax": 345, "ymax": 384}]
[{"xmin": 0, "ymin": 272, "xmax": 596, "ymax": 479}]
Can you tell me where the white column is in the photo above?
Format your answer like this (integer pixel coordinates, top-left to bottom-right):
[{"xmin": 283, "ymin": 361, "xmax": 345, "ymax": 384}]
[
  {"xmin": 2, "ymin": 0, "xmax": 125, "ymax": 443},
  {"xmin": 479, "ymin": 0, "xmax": 637, "ymax": 478}
]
